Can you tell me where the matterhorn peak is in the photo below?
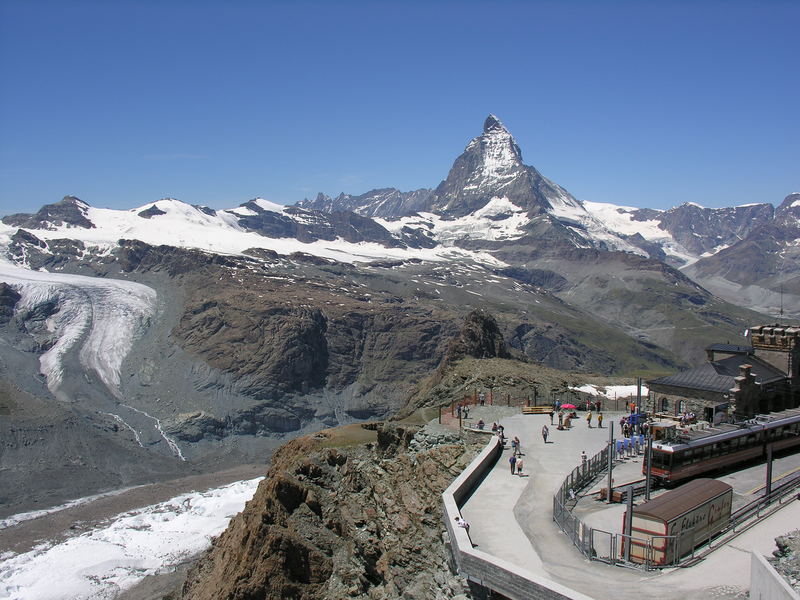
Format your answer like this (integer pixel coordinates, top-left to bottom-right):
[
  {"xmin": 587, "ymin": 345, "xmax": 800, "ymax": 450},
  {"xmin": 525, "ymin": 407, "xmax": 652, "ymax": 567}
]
[{"xmin": 483, "ymin": 114, "xmax": 507, "ymax": 134}]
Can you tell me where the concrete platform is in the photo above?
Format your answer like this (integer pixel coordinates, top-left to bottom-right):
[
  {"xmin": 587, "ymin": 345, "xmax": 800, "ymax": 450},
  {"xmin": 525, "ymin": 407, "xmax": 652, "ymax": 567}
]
[{"xmin": 459, "ymin": 407, "xmax": 800, "ymax": 600}]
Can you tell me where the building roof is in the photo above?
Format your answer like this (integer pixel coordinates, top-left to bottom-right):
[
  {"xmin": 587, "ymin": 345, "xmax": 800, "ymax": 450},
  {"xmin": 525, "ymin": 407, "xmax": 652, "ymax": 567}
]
[
  {"xmin": 634, "ymin": 478, "xmax": 732, "ymax": 522},
  {"xmin": 705, "ymin": 343, "xmax": 753, "ymax": 354},
  {"xmin": 648, "ymin": 355, "xmax": 786, "ymax": 394}
]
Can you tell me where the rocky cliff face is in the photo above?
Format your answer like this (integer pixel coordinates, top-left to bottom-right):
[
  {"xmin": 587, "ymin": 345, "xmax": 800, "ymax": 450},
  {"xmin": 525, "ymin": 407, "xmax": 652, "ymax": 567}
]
[
  {"xmin": 178, "ymin": 422, "xmax": 478, "ymax": 600},
  {"xmin": 684, "ymin": 193, "xmax": 800, "ymax": 318}
]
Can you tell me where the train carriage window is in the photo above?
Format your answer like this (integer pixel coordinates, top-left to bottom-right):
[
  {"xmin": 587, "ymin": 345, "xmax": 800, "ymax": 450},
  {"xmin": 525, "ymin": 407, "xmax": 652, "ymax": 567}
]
[
  {"xmin": 702, "ymin": 446, "xmax": 713, "ymax": 460},
  {"xmin": 653, "ymin": 451, "xmax": 670, "ymax": 469}
]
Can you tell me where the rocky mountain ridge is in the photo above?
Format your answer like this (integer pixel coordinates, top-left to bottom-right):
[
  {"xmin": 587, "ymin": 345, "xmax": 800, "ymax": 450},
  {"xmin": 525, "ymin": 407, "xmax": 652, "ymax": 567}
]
[{"xmin": 177, "ymin": 421, "xmax": 477, "ymax": 600}]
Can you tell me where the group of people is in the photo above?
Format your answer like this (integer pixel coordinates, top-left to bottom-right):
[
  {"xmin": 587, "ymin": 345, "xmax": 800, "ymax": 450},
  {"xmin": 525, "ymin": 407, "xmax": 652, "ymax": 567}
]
[
  {"xmin": 508, "ymin": 435, "xmax": 524, "ymax": 475},
  {"xmin": 619, "ymin": 416, "xmax": 649, "ymax": 438},
  {"xmin": 679, "ymin": 411, "xmax": 697, "ymax": 426}
]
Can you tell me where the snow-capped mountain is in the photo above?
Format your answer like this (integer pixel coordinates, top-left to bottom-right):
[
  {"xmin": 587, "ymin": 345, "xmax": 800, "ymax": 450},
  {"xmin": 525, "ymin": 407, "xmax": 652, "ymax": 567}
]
[
  {"xmin": 0, "ymin": 114, "xmax": 793, "ymax": 519},
  {"xmin": 0, "ymin": 196, "xmax": 470, "ymax": 266},
  {"xmin": 292, "ymin": 115, "xmax": 795, "ymax": 314},
  {"xmin": 427, "ymin": 114, "xmax": 583, "ymax": 219}
]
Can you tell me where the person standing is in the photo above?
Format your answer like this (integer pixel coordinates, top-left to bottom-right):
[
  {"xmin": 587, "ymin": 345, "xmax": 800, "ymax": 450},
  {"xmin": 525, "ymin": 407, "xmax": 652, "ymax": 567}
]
[
  {"xmin": 549, "ymin": 410, "xmax": 554, "ymax": 425},
  {"xmin": 509, "ymin": 454, "xmax": 517, "ymax": 474},
  {"xmin": 586, "ymin": 411, "xmax": 593, "ymax": 428},
  {"xmin": 541, "ymin": 424, "xmax": 549, "ymax": 443},
  {"xmin": 454, "ymin": 516, "xmax": 470, "ymax": 532},
  {"xmin": 558, "ymin": 411, "xmax": 564, "ymax": 429},
  {"xmin": 581, "ymin": 450, "xmax": 588, "ymax": 470},
  {"xmin": 516, "ymin": 458, "xmax": 524, "ymax": 475},
  {"xmin": 513, "ymin": 436, "xmax": 521, "ymax": 456},
  {"xmin": 597, "ymin": 412, "xmax": 604, "ymax": 428}
]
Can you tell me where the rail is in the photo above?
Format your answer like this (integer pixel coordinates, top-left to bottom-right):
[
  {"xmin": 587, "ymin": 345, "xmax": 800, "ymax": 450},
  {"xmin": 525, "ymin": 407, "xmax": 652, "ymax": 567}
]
[{"xmin": 552, "ymin": 442, "xmax": 800, "ymax": 570}]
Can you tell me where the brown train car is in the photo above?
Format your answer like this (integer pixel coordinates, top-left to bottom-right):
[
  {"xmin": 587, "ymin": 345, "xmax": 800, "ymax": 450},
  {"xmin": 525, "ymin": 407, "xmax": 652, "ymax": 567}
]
[{"xmin": 623, "ymin": 478, "xmax": 733, "ymax": 565}]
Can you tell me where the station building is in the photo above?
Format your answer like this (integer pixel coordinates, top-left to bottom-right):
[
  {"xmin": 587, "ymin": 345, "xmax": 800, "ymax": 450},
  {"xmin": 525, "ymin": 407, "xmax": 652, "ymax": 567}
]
[{"xmin": 647, "ymin": 324, "xmax": 800, "ymax": 423}]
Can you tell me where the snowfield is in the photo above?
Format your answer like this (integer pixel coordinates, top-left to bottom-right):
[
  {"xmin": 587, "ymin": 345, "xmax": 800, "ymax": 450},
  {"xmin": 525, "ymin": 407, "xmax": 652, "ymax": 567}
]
[
  {"xmin": 0, "ymin": 478, "xmax": 262, "ymax": 600},
  {"xmin": 0, "ymin": 198, "xmax": 506, "ymax": 267}
]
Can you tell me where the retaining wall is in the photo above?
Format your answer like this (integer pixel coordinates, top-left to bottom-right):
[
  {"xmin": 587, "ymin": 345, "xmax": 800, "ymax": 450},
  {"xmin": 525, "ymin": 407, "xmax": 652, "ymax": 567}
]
[
  {"xmin": 443, "ymin": 436, "xmax": 593, "ymax": 600},
  {"xmin": 750, "ymin": 551, "xmax": 800, "ymax": 600}
]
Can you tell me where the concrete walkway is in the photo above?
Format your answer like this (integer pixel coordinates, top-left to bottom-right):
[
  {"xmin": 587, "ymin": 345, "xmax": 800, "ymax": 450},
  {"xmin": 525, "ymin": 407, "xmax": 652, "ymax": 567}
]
[{"xmin": 460, "ymin": 408, "xmax": 800, "ymax": 600}]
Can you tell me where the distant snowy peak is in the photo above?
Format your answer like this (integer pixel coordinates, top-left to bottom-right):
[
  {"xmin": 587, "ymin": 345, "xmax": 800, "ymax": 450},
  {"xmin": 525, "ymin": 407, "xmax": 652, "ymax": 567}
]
[
  {"xmin": 464, "ymin": 114, "xmax": 525, "ymax": 183},
  {"xmin": 777, "ymin": 192, "xmax": 800, "ymax": 218},
  {"xmin": 424, "ymin": 114, "xmax": 587, "ymax": 229},
  {"xmin": 579, "ymin": 200, "xmax": 781, "ymax": 266}
]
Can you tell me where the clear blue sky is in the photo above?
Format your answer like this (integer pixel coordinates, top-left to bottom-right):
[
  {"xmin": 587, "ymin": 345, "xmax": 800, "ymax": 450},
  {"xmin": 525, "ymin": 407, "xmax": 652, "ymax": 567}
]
[{"xmin": 0, "ymin": 0, "xmax": 797, "ymax": 216}]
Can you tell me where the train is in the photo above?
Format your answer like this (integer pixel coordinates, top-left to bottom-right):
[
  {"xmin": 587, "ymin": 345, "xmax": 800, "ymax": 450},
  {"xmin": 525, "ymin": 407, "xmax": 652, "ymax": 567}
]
[{"xmin": 645, "ymin": 408, "xmax": 800, "ymax": 485}]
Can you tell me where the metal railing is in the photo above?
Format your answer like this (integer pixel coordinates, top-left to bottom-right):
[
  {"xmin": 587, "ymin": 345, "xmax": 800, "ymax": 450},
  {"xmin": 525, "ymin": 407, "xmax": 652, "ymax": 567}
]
[
  {"xmin": 552, "ymin": 443, "xmax": 683, "ymax": 570},
  {"xmin": 552, "ymin": 444, "xmax": 800, "ymax": 570}
]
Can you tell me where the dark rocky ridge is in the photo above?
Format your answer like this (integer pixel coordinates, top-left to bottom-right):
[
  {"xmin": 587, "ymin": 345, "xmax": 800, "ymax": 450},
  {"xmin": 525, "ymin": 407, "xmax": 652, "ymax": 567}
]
[
  {"xmin": 2, "ymin": 195, "xmax": 95, "ymax": 230},
  {"xmin": 652, "ymin": 202, "xmax": 775, "ymax": 256},
  {"xmin": 298, "ymin": 188, "xmax": 434, "ymax": 219},
  {"xmin": 684, "ymin": 193, "xmax": 800, "ymax": 318}
]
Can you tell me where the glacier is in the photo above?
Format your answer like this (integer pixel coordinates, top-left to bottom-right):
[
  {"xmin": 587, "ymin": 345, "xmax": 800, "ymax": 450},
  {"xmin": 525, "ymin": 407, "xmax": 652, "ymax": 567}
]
[{"xmin": 0, "ymin": 262, "xmax": 156, "ymax": 398}]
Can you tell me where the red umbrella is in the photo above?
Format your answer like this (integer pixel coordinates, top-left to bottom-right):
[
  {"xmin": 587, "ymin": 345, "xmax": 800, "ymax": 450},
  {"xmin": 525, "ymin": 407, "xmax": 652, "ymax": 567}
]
[{"xmin": 560, "ymin": 403, "xmax": 576, "ymax": 409}]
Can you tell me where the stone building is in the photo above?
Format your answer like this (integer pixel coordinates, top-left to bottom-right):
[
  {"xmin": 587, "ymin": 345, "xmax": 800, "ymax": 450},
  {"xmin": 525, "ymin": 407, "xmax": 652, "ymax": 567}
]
[{"xmin": 647, "ymin": 325, "xmax": 800, "ymax": 423}]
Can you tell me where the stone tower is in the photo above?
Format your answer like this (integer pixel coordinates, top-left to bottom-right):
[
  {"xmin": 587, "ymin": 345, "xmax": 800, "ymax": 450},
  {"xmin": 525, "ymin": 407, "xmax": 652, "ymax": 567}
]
[{"xmin": 749, "ymin": 325, "xmax": 800, "ymax": 379}]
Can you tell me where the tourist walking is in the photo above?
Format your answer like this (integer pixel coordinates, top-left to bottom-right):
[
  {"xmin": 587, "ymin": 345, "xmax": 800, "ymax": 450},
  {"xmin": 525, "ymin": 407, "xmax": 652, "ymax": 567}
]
[
  {"xmin": 513, "ymin": 436, "xmax": 521, "ymax": 456},
  {"xmin": 586, "ymin": 411, "xmax": 593, "ymax": 428},
  {"xmin": 509, "ymin": 454, "xmax": 517, "ymax": 474},
  {"xmin": 597, "ymin": 412, "xmax": 604, "ymax": 428},
  {"xmin": 516, "ymin": 458, "xmax": 524, "ymax": 475},
  {"xmin": 541, "ymin": 424, "xmax": 549, "ymax": 443}
]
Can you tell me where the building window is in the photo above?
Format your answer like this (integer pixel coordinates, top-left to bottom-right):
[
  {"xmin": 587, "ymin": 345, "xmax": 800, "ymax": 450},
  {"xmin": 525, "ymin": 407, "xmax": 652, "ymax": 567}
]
[
  {"xmin": 660, "ymin": 397, "xmax": 669, "ymax": 412},
  {"xmin": 678, "ymin": 400, "xmax": 686, "ymax": 415}
]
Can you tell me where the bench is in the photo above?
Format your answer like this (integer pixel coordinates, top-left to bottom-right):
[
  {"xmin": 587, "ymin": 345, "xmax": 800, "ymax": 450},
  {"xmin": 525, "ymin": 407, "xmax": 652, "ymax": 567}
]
[{"xmin": 522, "ymin": 406, "xmax": 553, "ymax": 415}]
